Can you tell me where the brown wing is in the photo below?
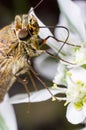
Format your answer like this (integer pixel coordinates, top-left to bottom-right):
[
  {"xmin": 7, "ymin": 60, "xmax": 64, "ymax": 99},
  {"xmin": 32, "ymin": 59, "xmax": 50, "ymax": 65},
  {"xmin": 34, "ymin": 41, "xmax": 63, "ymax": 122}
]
[
  {"xmin": 0, "ymin": 25, "xmax": 17, "ymax": 55},
  {"xmin": 0, "ymin": 25, "xmax": 17, "ymax": 102},
  {"xmin": 0, "ymin": 58, "xmax": 16, "ymax": 102}
]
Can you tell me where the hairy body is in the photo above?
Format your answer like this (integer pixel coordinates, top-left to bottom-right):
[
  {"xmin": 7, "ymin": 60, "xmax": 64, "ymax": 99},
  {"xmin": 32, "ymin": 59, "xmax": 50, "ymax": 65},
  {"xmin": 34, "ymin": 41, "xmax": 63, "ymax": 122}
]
[{"xmin": 0, "ymin": 14, "xmax": 45, "ymax": 102}]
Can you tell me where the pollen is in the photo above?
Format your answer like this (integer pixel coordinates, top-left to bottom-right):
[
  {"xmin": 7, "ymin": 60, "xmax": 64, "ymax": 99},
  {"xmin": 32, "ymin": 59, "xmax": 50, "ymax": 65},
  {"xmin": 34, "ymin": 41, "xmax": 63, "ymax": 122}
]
[{"xmin": 66, "ymin": 81, "xmax": 86, "ymax": 110}]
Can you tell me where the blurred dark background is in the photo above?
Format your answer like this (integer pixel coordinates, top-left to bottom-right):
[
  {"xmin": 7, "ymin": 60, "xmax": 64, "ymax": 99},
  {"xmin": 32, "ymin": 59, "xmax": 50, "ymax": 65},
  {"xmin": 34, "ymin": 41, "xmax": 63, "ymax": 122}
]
[
  {"xmin": 0, "ymin": 0, "xmax": 59, "ymax": 28},
  {"xmin": 0, "ymin": 0, "xmax": 83, "ymax": 130}
]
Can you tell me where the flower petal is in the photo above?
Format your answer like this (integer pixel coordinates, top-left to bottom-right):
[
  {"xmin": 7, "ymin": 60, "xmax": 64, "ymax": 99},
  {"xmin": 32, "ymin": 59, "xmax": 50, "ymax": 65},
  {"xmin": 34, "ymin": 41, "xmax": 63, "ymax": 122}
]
[
  {"xmin": 34, "ymin": 54, "xmax": 57, "ymax": 79},
  {"xmin": 29, "ymin": 8, "xmax": 60, "ymax": 52},
  {"xmin": 9, "ymin": 87, "xmax": 63, "ymax": 104},
  {"xmin": 75, "ymin": 1, "xmax": 86, "ymax": 24},
  {"xmin": 68, "ymin": 67, "xmax": 86, "ymax": 84},
  {"xmin": 83, "ymin": 105, "xmax": 86, "ymax": 117},
  {"xmin": 53, "ymin": 63, "xmax": 67, "ymax": 85},
  {"xmin": 0, "ymin": 94, "xmax": 17, "ymax": 130},
  {"xmin": 66, "ymin": 103, "xmax": 84, "ymax": 124},
  {"xmin": 57, "ymin": 0, "xmax": 86, "ymax": 41}
]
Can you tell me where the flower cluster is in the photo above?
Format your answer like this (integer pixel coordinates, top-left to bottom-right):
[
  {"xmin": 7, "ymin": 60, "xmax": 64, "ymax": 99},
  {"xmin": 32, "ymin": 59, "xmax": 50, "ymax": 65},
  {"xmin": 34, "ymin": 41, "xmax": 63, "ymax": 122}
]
[{"xmin": 53, "ymin": 0, "xmax": 86, "ymax": 126}]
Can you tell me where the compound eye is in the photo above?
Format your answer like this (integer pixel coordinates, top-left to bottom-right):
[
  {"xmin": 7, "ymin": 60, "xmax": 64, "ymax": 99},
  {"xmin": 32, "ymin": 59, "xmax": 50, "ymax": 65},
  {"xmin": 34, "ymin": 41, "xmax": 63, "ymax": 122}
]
[{"xmin": 18, "ymin": 29, "xmax": 29, "ymax": 41}]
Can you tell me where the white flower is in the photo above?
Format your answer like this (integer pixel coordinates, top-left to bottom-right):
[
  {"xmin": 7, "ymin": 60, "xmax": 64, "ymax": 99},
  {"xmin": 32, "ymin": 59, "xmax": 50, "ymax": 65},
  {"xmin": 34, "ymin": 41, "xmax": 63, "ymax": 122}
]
[
  {"xmin": 55, "ymin": 0, "xmax": 86, "ymax": 43},
  {"xmin": 53, "ymin": 66, "xmax": 86, "ymax": 124},
  {"xmin": 55, "ymin": 0, "xmax": 86, "ymax": 62},
  {"xmin": 0, "ymin": 94, "xmax": 17, "ymax": 130}
]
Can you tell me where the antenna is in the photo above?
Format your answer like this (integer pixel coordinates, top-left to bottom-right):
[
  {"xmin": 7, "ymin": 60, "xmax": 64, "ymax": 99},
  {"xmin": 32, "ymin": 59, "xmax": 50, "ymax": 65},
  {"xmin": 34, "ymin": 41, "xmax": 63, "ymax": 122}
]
[
  {"xmin": 29, "ymin": 0, "xmax": 44, "ymax": 13},
  {"xmin": 33, "ymin": 0, "xmax": 44, "ymax": 10}
]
